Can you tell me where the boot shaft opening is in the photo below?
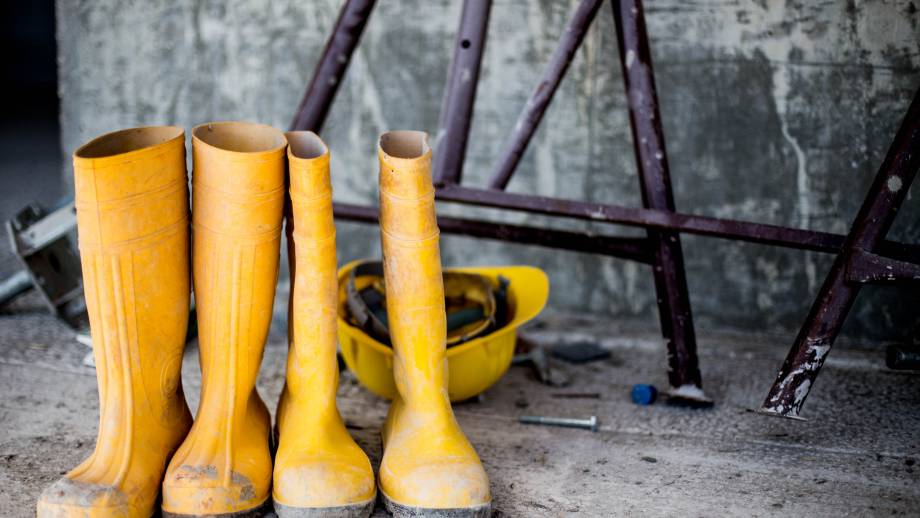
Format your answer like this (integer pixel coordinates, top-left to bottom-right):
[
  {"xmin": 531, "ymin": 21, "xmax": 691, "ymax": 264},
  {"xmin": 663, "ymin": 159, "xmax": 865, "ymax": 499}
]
[
  {"xmin": 286, "ymin": 131, "xmax": 327, "ymax": 160},
  {"xmin": 193, "ymin": 121, "xmax": 286, "ymax": 154},
  {"xmin": 379, "ymin": 130, "xmax": 429, "ymax": 159},
  {"xmin": 75, "ymin": 126, "xmax": 183, "ymax": 159}
]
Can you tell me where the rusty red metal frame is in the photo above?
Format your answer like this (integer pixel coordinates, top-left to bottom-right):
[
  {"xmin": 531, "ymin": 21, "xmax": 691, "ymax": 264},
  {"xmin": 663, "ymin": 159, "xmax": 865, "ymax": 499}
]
[
  {"xmin": 758, "ymin": 88, "xmax": 920, "ymax": 419},
  {"xmin": 433, "ymin": 0, "xmax": 491, "ymax": 186},
  {"xmin": 613, "ymin": 0, "xmax": 702, "ymax": 396},
  {"xmin": 289, "ymin": 0, "xmax": 376, "ymax": 133},
  {"xmin": 291, "ymin": 0, "xmax": 920, "ymax": 416}
]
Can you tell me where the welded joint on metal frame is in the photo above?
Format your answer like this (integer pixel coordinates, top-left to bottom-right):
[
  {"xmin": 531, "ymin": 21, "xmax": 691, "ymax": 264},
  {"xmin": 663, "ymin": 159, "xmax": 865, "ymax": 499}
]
[{"xmin": 844, "ymin": 247, "xmax": 920, "ymax": 284}]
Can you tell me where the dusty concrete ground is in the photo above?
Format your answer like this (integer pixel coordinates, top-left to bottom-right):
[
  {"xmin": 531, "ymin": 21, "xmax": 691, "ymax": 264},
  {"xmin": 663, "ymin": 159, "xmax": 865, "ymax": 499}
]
[{"xmin": 0, "ymin": 291, "xmax": 918, "ymax": 517}]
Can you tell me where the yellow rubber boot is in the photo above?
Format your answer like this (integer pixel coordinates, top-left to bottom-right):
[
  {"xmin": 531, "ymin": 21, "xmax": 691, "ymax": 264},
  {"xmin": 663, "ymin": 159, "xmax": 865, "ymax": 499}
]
[
  {"xmin": 37, "ymin": 126, "xmax": 193, "ymax": 518},
  {"xmin": 376, "ymin": 131, "xmax": 491, "ymax": 517},
  {"xmin": 272, "ymin": 132, "xmax": 376, "ymax": 517},
  {"xmin": 161, "ymin": 122, "xmax": 286, "ymax": 517}
]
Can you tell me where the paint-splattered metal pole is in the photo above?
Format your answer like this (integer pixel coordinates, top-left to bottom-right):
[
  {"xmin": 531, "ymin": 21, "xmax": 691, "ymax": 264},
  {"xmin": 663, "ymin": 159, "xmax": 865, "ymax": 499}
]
[
  {"xmin": 613, "ymin": 0, "xmax": 707, "ymax": 403},
  {"xmin": 760, "ymin": 86, "xmax": 920, "ymax": 419}
]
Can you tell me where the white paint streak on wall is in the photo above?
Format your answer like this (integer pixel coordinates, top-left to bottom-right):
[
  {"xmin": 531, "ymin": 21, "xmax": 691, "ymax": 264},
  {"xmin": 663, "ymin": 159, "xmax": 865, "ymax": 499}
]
[{"xmin": 699, "ymin": 3, "xmax": 820, "ymax": 231}]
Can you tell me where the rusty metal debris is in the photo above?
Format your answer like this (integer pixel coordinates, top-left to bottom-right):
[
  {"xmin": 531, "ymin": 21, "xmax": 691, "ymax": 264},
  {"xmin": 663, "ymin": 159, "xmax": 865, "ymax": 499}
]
[{"xmin": 1, "ymin": 202, "xmax": 84, "ymax": 326}]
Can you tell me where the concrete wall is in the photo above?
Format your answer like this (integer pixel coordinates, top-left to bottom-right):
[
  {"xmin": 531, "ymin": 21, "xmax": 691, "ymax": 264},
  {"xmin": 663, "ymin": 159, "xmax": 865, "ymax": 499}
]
[{"xmin": 56, "ymin": 1, "xmax": 920, "ymax": 340}]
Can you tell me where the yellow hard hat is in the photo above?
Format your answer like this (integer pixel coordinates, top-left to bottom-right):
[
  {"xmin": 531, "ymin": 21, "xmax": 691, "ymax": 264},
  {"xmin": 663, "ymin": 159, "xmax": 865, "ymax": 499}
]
[{"xmin": 337, "ymin": 260, "xmax": 549, "ymax": 402}]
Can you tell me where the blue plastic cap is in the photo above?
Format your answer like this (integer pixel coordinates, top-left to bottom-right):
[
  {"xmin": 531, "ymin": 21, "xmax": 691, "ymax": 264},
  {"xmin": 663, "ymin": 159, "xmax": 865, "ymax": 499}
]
[{"xmin": 631, "ymin": 383, "xmax": 658, "ymax": 405}]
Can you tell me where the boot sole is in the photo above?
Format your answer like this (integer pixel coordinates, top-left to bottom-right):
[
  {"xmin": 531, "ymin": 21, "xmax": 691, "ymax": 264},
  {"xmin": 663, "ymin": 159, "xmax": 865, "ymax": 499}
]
[
  {"xmin": 161, "ymin": 498, "xmax": 271, "ymax": 518},
  {"xmin": 380, "ymin": 490, "xmax": 490, "ymax": 518},
  {"xmin": 274, "ymin": 495, "xmax": 376, "ymax": 517}
]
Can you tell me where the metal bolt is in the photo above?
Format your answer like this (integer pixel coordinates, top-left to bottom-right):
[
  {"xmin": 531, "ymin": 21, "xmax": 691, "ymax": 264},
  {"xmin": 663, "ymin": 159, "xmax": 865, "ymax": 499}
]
[{"xmin": 519, "ymin": 415, "xmax": 598, "ymax": 432}]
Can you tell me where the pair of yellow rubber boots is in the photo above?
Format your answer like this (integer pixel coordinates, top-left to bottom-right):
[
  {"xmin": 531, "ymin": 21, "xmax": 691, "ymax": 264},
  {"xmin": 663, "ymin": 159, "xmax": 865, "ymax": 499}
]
[{"xmin": 36, "ymin": 123, "xmax": 490, "ymax": 518}]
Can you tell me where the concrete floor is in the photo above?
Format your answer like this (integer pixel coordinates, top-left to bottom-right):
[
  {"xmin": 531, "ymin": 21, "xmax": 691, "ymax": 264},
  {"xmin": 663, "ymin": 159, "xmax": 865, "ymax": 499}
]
[{"xmin": 0, "ymin": 291, "xmax": 918, "ymax": 517}]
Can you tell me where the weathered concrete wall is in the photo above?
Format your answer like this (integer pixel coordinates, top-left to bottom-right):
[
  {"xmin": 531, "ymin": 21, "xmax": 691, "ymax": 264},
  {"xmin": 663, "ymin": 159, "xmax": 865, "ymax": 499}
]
[{"xmin": 56, "ymin": 1, "xmax": 920, "ymax": 340}]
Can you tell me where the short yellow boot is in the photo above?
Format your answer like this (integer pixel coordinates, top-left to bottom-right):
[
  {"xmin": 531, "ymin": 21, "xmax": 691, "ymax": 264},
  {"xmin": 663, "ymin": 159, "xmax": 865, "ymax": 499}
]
[
  {"xmin": 37, "ymin": 126, "xmax": 193, "ymax": 518},
  {"xmin": 161, "ymin": 122, "xmax": 286, "ymax": 517},
  {"xmin": 376, "ymin": 131, "xmax": 491, "ymax": 517},
  {"xmin": 272, "ymin": 132, "xmax": 376, "ymax": 517}
]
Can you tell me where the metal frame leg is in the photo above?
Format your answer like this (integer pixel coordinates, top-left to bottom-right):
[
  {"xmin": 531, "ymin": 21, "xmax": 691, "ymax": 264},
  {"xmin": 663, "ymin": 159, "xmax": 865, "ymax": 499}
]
[
  {"xmin": 290, "ymin": 0, "xmax": 377, "ymax": 133},
  {"xmin": 613, "ymin": 0, "xmax": 707, "ymax": 402},
  {"xmin": 433, "ymin": 0, "xmax": 492, "ymax": 186},
  {"xmin": 487, "ymin": 0, "xmax": 604, "ymax": 190},
  {"xmin": 760, "ymin": 87, "xmax": 920, "ymax": 419}
]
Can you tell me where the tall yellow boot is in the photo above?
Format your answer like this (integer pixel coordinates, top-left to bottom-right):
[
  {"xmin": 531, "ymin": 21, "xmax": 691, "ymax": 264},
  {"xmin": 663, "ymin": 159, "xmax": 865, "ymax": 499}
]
[
  {"xmin": 272, "ymin": 132, "xmax": 376, "ymax": 517},
  {"xmin": 161, "ymin": 122, "xmax": 286, "ymax": 517},
  {"xmin": 377, "ymin": 131, "xmax": 491, "ymax": 517},
  {"xmin": 37, "ymin": 126, "xmax": 193, "ymax": 518}
]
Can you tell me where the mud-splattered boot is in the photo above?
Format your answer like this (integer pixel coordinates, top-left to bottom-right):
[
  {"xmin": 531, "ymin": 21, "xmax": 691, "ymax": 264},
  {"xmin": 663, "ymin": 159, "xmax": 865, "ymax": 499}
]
[
  {"xmin": 376, "ymin": 131, "xmax": 491, "ymax": 517},
  {"xmin": 272, "ymin": 131, "xmax": 375, "ymax": 517},
  {"xmin": 37, "ymin": 126, "xmax": 193, "ymax": 518},
  {"xmin": 161, "ymin": 121, "xmax": 286, "ymax": 517}
]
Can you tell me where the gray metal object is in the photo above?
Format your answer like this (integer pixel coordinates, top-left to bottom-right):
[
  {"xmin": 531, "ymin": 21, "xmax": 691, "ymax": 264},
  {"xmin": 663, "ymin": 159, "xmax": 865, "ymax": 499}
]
[
  {"xmin": 0, "ymin": 270, "xmax": 31, "ymax": 304},
  {"xmin": 2, "ymin": 202, "xmax": 85, "ymax": 326},
  {"xmin": 886, "ymin": 345, "xmax": 920, "ymax": 371},
  {"xmin": 512, "ymin": 343, "xmax": 570, "ymax": 388},
  {"xmin": 519, "ymin": 414, "xmax": 599, "ymax": 432}
]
